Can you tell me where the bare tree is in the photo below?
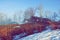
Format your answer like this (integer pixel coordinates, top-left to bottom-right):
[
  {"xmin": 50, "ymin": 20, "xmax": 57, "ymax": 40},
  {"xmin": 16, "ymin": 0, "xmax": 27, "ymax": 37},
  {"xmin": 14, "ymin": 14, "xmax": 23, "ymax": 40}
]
[
  {"xmin": 45, "ymin": 10, "xmax": 53, "ymax": 20},
  {"xmin": 37, "ymin": 4, "xmax": 43, "ymax": 17},
  {"xmin": 24, "ymin": 8, "xmax": 35, "ymax": 23},
  {"xmin": 0, "ymin": 13, "xmax": 7, "ymax": 25},
  {"xmin": 53, "ymin": 11, "xmax": 60, "ymax": 21},
  {"xmin": 13, "ymin": 10, "xmax": 24, "ymax": 24},
  {"xmin": 13, "ymin": 13, "xmax": 17, "ymax": 22},
  {"xmin": 52, "ymin": 12, "xmax": 57, "ymax": 21}
]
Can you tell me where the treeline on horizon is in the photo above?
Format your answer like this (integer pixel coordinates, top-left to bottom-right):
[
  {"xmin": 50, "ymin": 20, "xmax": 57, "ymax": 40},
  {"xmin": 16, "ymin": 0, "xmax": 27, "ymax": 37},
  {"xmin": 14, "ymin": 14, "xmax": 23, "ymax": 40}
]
[{"xmin": 0, "ymin": 5, "xmax": 60, "ymax": 25}]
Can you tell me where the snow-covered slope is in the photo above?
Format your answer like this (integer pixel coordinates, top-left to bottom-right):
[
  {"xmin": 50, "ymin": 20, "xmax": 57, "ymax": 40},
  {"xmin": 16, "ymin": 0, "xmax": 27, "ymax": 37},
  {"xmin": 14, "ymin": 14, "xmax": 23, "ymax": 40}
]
[{"xmin": 13, "ymin": 29, "xmax": 60, "ymax": 40}]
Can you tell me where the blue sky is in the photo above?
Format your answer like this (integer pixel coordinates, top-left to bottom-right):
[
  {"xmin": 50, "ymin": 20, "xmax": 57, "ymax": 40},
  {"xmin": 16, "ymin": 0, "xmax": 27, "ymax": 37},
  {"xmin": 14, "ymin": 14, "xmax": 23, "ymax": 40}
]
[{"xmin": 0, "ymin": 0, "xmax": 60, "ymax": 17}]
